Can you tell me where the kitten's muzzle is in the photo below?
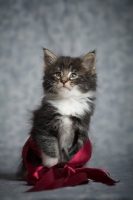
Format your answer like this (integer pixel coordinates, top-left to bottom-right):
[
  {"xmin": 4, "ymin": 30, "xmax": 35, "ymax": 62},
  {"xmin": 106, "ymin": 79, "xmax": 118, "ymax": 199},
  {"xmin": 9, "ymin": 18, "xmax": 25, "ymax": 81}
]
[{"xmin": 61, "ymin": 79, "xmax": 68, "ymax": 84}]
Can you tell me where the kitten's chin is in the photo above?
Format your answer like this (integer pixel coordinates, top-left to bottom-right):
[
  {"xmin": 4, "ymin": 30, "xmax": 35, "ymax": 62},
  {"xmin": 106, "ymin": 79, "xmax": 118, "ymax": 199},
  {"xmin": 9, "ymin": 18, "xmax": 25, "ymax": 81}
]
[{"xmin": 58, "ymin": 87, "xmax": 71, "ymax": 97}]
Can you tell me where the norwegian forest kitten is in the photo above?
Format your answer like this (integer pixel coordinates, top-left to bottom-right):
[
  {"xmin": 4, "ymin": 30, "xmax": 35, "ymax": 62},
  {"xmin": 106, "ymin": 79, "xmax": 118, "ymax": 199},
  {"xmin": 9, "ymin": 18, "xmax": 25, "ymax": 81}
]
[{"xmin": 17, "ymin": 49, "xmax": 97, "ymax": 178}]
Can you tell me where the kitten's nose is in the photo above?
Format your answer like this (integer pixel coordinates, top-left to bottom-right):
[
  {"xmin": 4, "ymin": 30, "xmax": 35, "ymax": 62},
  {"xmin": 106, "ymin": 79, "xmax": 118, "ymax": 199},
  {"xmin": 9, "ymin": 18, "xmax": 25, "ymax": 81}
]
[{"xmin": 61, "ymin": 79, "xmax": 67, "ymax": 84}]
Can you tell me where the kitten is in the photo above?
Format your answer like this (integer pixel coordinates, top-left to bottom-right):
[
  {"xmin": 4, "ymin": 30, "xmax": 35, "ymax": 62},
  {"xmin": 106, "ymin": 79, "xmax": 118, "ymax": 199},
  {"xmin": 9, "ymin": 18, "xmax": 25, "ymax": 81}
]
[{"xmin": 17, "ymin": 49, "xmax": 97, "ymax": 178}]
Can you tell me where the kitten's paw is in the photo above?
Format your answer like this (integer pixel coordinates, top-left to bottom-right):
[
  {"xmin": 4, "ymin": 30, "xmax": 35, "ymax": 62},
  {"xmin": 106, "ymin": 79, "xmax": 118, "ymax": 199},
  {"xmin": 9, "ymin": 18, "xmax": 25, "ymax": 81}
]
[{"xmin": 42, "ymin": 154, "xmax": 58, "ymax": 168}]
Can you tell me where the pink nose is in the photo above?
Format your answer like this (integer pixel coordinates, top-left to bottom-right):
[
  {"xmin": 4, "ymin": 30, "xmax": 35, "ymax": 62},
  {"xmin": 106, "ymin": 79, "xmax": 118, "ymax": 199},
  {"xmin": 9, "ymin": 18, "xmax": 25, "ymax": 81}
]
[{"xmin": 61, "ymin": 79, "xmax": 67, "ymax": 84}]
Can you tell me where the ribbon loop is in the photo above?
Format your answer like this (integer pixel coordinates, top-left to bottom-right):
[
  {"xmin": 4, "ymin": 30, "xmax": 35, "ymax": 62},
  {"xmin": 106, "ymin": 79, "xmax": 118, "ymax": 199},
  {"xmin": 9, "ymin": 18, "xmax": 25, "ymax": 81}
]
[{"xmin": 61, "ymin": 164, "xmax": 76, "ymax": 182}]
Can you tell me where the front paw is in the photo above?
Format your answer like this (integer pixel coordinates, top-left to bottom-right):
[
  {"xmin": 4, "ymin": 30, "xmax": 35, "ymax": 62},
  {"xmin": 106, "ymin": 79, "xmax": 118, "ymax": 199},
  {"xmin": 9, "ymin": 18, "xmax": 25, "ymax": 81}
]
[{"xmin": 42, "ymin": 153, "xmax": 58, "ymax": 168}]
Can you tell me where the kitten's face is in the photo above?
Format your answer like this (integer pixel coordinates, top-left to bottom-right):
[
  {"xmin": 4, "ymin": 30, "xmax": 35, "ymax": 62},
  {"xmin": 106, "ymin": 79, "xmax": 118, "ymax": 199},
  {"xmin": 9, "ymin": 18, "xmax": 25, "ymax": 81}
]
[{"xmin": 43, "ymin": 49, "xmax": 97, "ymax": 97}]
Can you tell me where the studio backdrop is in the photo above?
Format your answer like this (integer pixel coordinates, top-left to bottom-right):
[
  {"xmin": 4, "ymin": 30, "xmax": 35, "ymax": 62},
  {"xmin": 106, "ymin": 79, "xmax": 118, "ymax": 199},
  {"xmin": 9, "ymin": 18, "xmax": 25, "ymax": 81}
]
[{"xmin": 0, "ymin": 0, "xmax": 133, "ymax": 198}]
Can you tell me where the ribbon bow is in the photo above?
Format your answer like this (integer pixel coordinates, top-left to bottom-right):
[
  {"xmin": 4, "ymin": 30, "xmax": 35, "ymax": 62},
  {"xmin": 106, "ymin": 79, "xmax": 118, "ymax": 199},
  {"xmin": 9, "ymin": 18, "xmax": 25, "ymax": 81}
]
[{"xmin": 22, "ymin": 137, "xmax": 118, "ymax": 192}]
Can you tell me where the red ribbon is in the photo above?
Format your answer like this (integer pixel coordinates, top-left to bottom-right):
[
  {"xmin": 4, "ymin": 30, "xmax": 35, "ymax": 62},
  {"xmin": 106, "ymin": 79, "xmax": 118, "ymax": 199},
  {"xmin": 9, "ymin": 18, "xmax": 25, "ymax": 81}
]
[{"xmin": 22, "ymin": 137, "xmax": 118, "ymax": 192}]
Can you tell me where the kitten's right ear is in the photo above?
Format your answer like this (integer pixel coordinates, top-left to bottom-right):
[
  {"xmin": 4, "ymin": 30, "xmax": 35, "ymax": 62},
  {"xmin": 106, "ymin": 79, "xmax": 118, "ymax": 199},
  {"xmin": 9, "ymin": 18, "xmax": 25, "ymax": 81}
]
[
  {"xmin": 82, "ymin": 51, "xmax": 96, "ymax": 75},
  {"xmin": 43, "ymin": 48, "xmax": 57, "ymax": 69}
]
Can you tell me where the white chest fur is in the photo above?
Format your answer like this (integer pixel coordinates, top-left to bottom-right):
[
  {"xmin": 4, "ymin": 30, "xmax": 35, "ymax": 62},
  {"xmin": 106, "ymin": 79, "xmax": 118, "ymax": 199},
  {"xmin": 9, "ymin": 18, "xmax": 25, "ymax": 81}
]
[
  {"xmin": 58, "ymin": 116, "xmax": 73, "ymax": 149},
  {"xmin": 48, "ymin": 97, "xmax": 91, "ymax": 117}
]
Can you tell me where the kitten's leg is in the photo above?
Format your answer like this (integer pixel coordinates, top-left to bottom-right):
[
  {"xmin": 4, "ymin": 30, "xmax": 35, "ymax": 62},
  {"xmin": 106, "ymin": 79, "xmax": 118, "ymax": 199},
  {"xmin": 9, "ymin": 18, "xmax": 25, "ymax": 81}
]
[
  {"xmin": 60, "ymin": 147, "xmax": 70, "ymax": 162},
  {"xmin": 41, "ymin": 136, "xmax": 59, "ymax": 168},
  {"xmin": 32, "ymin": 132, "xmax": 60, "ymax": 168},
  {"xmin": 68, "ymin": 131, "xmax": 88, "ymax": 159}
]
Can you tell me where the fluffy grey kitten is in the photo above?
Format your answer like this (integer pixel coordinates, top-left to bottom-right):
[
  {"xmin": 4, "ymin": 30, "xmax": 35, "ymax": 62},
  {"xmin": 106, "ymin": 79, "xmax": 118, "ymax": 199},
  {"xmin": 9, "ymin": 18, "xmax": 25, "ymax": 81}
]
[{"xmin": 17, "ymin": 49, "xmax": 97, "ymax": 178}]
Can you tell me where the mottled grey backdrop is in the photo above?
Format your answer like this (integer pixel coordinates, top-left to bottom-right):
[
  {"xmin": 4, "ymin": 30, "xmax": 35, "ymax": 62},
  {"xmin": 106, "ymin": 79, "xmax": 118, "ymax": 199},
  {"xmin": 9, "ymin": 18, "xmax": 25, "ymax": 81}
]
[{"xmin": 0, "ymin": 0, "xmax": 133, "ymax": 199}]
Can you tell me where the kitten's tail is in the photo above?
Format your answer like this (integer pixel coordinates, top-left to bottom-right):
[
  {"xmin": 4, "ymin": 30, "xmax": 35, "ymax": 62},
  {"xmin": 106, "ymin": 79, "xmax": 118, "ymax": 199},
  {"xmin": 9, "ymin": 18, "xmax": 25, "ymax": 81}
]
[{"xmin": 16, "ymin": 159, "xmax": 27, "ymax": 180}]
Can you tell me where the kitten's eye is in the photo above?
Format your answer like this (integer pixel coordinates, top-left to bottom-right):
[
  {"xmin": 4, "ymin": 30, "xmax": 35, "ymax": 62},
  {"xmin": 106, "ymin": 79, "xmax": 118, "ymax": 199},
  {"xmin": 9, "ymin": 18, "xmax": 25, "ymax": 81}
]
[
  {"xmin": 70, "ymin": 73, "xmax": 77, "ymax": 79},
  {"xmin": 55, "ymin": 72, "xmax": 61, "ymax": 79}
]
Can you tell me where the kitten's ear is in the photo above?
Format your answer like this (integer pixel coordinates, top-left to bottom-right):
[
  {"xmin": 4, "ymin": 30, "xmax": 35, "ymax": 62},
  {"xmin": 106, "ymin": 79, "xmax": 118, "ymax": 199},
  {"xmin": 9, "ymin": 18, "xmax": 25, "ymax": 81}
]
[
  {"xmin": 43, "ymin": 48, "xmax": 57, "ymax": 69},
  {"xmin": 82, "ymin": 51, "xmax": 96, "ymax": 75}
]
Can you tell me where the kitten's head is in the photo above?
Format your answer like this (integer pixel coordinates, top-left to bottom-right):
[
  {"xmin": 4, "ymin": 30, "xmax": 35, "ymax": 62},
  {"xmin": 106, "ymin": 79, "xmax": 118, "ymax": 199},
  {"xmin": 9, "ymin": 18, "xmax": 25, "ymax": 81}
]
[{"xmin": 43, "ymin": 49, "xmax": 97, "ymax": 98}]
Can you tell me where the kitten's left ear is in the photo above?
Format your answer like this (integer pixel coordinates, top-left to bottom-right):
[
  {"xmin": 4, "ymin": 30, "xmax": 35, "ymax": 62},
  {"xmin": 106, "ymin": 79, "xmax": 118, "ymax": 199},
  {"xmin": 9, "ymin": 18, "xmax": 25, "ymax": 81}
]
[
  {"xmin": 43, "ymin": 48, "xmax": 57, "ymax": 69},
  {"xmin": 82, "ymin": 51, "xmax": 96, "ymax": 75}
]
